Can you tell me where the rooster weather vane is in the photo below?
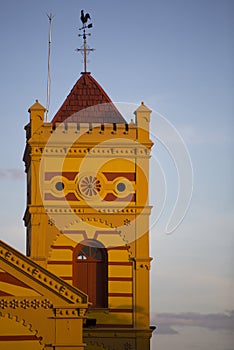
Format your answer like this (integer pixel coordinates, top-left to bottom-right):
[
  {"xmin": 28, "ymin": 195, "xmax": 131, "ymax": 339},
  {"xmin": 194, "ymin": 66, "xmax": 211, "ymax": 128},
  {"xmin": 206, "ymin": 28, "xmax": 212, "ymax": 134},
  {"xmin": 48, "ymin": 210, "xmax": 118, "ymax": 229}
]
[{"xmin": 77, "ymin": 10, "xmax": 94, "ymax": 73}]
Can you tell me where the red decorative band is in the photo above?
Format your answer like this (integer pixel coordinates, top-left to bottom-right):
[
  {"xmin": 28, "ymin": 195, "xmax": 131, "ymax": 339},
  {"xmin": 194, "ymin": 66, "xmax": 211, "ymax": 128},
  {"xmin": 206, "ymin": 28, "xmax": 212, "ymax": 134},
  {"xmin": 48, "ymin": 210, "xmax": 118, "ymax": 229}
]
[
  {"xmin": 0, "ymin": 335, "xmax": 39, "ymax": 341},
  {"xmin": 107, "ymin": 246, "xmax": 130, "ymax": 251},
  {"xmin": 44, "ymin": 193, "xmax": 79, "ymax": 201},
  {"xmin": 0, "ymin": 272, "xmax": 33, "ymax": 289},
  {"xmin": 103, "ymin": 193, "xmax": 136, "ymax": 202},
  {"xmin": 108, "ymin": 262, "xmax": 132, "ymax": 266},
  {"xmin": 47, "ymin": 261, "xmax": 72, "ymax": 265},
  {"xmin": 109, "ymin": 309, "xmax": 133, "ymax": 313},
  {"xmin": 108, "ymin": 293, "xmax": 133, "ymax": 297},
  {"xmin": 102, "ymin": 172, "xmax": 136, "ymax": 181},
  {"xmin": 108, "ymin": 277, "xmax": 132, "ymax": 282},
  {"xmin": 44, "ymin": 172, "xmax": 78, "ymax": 181},
  {"xmin": 0, "ymin": 291, "xmax": 13, "ymax": 296}
]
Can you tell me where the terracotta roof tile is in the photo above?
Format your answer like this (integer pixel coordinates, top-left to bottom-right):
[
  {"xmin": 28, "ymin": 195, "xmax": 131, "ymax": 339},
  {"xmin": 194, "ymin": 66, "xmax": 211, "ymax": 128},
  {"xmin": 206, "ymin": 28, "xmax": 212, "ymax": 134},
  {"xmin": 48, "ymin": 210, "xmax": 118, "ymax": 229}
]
[{"xmin": 52, "ymin": 73, "xmax": 125, "ymax": 124}]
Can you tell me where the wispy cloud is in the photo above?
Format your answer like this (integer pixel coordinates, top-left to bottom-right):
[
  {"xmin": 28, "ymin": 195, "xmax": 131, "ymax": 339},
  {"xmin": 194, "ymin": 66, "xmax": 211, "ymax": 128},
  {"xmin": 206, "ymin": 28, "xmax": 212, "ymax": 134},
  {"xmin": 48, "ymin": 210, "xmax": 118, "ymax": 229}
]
[
  {"xmin": 152, "ymin": 311, "xmax": 234, "ymax": 335},
  {"xmin": 0, "ymin": 168, "xmax": 24, "ymax": 180}
]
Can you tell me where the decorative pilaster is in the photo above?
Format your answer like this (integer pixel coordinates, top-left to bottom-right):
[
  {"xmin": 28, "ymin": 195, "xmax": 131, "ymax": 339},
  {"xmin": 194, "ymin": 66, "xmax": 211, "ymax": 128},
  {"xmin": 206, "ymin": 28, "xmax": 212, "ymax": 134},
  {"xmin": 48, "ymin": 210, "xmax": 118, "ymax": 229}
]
[{"xmin": 52, "ymin": 307, "xmax": 86, "ymax": 350}]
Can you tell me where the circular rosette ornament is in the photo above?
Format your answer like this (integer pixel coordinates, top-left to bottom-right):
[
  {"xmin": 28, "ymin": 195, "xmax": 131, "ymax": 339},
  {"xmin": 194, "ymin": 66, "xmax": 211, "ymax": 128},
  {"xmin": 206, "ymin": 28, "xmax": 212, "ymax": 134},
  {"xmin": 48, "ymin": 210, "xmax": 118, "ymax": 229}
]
[{"xmin": 78, "ymin": 175, "xmax": 101, "ymax": 199}]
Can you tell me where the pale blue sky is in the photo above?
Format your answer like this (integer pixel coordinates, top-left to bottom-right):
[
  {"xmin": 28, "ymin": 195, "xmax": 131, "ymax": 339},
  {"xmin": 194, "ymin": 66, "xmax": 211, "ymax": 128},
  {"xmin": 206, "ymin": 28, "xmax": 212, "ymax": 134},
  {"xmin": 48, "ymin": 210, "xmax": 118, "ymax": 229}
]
[{"xmin": 0, "ymin": 1, "xmax": 233, "ymax": 349}]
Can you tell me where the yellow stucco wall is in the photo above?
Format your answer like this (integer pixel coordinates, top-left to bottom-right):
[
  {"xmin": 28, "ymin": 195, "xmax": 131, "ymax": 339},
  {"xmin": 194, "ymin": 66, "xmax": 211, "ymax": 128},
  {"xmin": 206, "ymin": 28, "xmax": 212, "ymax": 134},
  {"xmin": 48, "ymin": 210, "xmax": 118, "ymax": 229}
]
[
  {"xmin": 0, "ymin": 315, "xmax": 42, "ymax": 350},
  {"xmin": 21, "ymin": 100, "xmax": 154, "ymax": 348}
]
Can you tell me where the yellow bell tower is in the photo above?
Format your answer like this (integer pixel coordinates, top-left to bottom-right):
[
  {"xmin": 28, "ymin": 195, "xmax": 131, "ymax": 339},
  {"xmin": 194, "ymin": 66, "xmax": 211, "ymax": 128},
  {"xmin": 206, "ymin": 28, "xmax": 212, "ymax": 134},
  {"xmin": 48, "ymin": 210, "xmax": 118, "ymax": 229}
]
[{"xmin": 23, "ymin": 12, "xmax": 154, "ymax": 349}]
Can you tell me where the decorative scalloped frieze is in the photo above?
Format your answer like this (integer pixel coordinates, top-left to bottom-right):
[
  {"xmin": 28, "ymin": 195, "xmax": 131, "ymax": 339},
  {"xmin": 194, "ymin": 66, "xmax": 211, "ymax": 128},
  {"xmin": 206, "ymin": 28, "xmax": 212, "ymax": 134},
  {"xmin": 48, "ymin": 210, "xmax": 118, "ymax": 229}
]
[
  {"xmin": 44, "ymin": 206, "xmax": 151, "ymax": 215},
  {"xmin": 0, "ymin": 298, "xmax": 52, "ymax": 310},
  {"xmin": 30, "ymin": 146, "xmax": 151, "ymax": 157}
]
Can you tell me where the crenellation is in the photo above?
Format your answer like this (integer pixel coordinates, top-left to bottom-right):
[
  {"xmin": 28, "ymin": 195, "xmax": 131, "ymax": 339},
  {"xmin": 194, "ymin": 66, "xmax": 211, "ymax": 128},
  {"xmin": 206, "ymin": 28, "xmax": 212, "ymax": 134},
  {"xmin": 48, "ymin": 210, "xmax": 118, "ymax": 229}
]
[
  {"xmin": 41, "ymin": 121, "xmax": 138, "ymax": 138},
  {"xmin": 27, "ymin": 121, "xmax": 142, "ymax": 152}
]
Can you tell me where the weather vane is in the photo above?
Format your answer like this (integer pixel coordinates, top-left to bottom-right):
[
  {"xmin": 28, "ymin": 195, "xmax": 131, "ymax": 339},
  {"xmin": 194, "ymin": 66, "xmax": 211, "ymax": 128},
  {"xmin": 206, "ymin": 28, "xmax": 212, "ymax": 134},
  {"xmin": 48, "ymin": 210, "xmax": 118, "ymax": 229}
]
[{"xmin": 77, "ymin": 10, "xmax": 94, "ymax": 73}]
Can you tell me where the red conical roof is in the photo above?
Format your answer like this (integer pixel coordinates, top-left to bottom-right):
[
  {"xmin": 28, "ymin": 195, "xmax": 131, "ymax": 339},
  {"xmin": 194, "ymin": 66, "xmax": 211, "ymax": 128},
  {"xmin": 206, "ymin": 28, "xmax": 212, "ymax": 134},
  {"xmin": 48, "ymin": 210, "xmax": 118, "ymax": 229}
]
[{"xmin": 52, "ymin": 73, "xmax": 126, "ymax": 124}]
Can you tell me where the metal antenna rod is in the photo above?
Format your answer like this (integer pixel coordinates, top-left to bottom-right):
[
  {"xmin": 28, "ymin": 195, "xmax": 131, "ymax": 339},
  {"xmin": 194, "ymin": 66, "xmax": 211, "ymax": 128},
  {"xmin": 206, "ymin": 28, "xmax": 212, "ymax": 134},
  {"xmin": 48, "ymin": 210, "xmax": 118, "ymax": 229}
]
[{"xmin": 46, "ymin": 10, "xmax": 54, "ymax": 121}]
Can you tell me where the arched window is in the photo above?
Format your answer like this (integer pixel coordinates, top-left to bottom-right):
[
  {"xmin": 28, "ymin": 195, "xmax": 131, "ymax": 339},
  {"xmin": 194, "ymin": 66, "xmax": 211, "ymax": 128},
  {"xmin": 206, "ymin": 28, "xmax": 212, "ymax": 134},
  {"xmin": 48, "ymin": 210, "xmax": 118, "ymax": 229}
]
[{"xmin": 73, "ymin": 240, "xmax": 108, "ymax": 308}]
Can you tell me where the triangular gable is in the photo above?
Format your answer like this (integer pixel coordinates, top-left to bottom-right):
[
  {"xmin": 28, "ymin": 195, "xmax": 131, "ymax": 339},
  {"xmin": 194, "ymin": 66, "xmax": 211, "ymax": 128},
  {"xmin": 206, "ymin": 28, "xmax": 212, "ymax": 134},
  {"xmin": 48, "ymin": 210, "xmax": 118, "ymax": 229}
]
[
  {"xmin": 0, "ymin": 240, "xmax": 88, "ymax": 306},
  {"xmin": 52, "ymin": 72, "xmax": 126, "ymax": 124},
  {"xmin": 0, "ymin": 269, "xmax": 41, "ymax": 297}
]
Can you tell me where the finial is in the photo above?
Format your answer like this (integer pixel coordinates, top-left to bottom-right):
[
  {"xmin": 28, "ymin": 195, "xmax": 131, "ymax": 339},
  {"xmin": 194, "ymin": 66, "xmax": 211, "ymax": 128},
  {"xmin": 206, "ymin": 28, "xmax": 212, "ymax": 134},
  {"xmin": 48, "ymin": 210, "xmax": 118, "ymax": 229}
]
[{"xmin": 76, "ymin": 10, "xmax": 95, "ymax": 73}]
